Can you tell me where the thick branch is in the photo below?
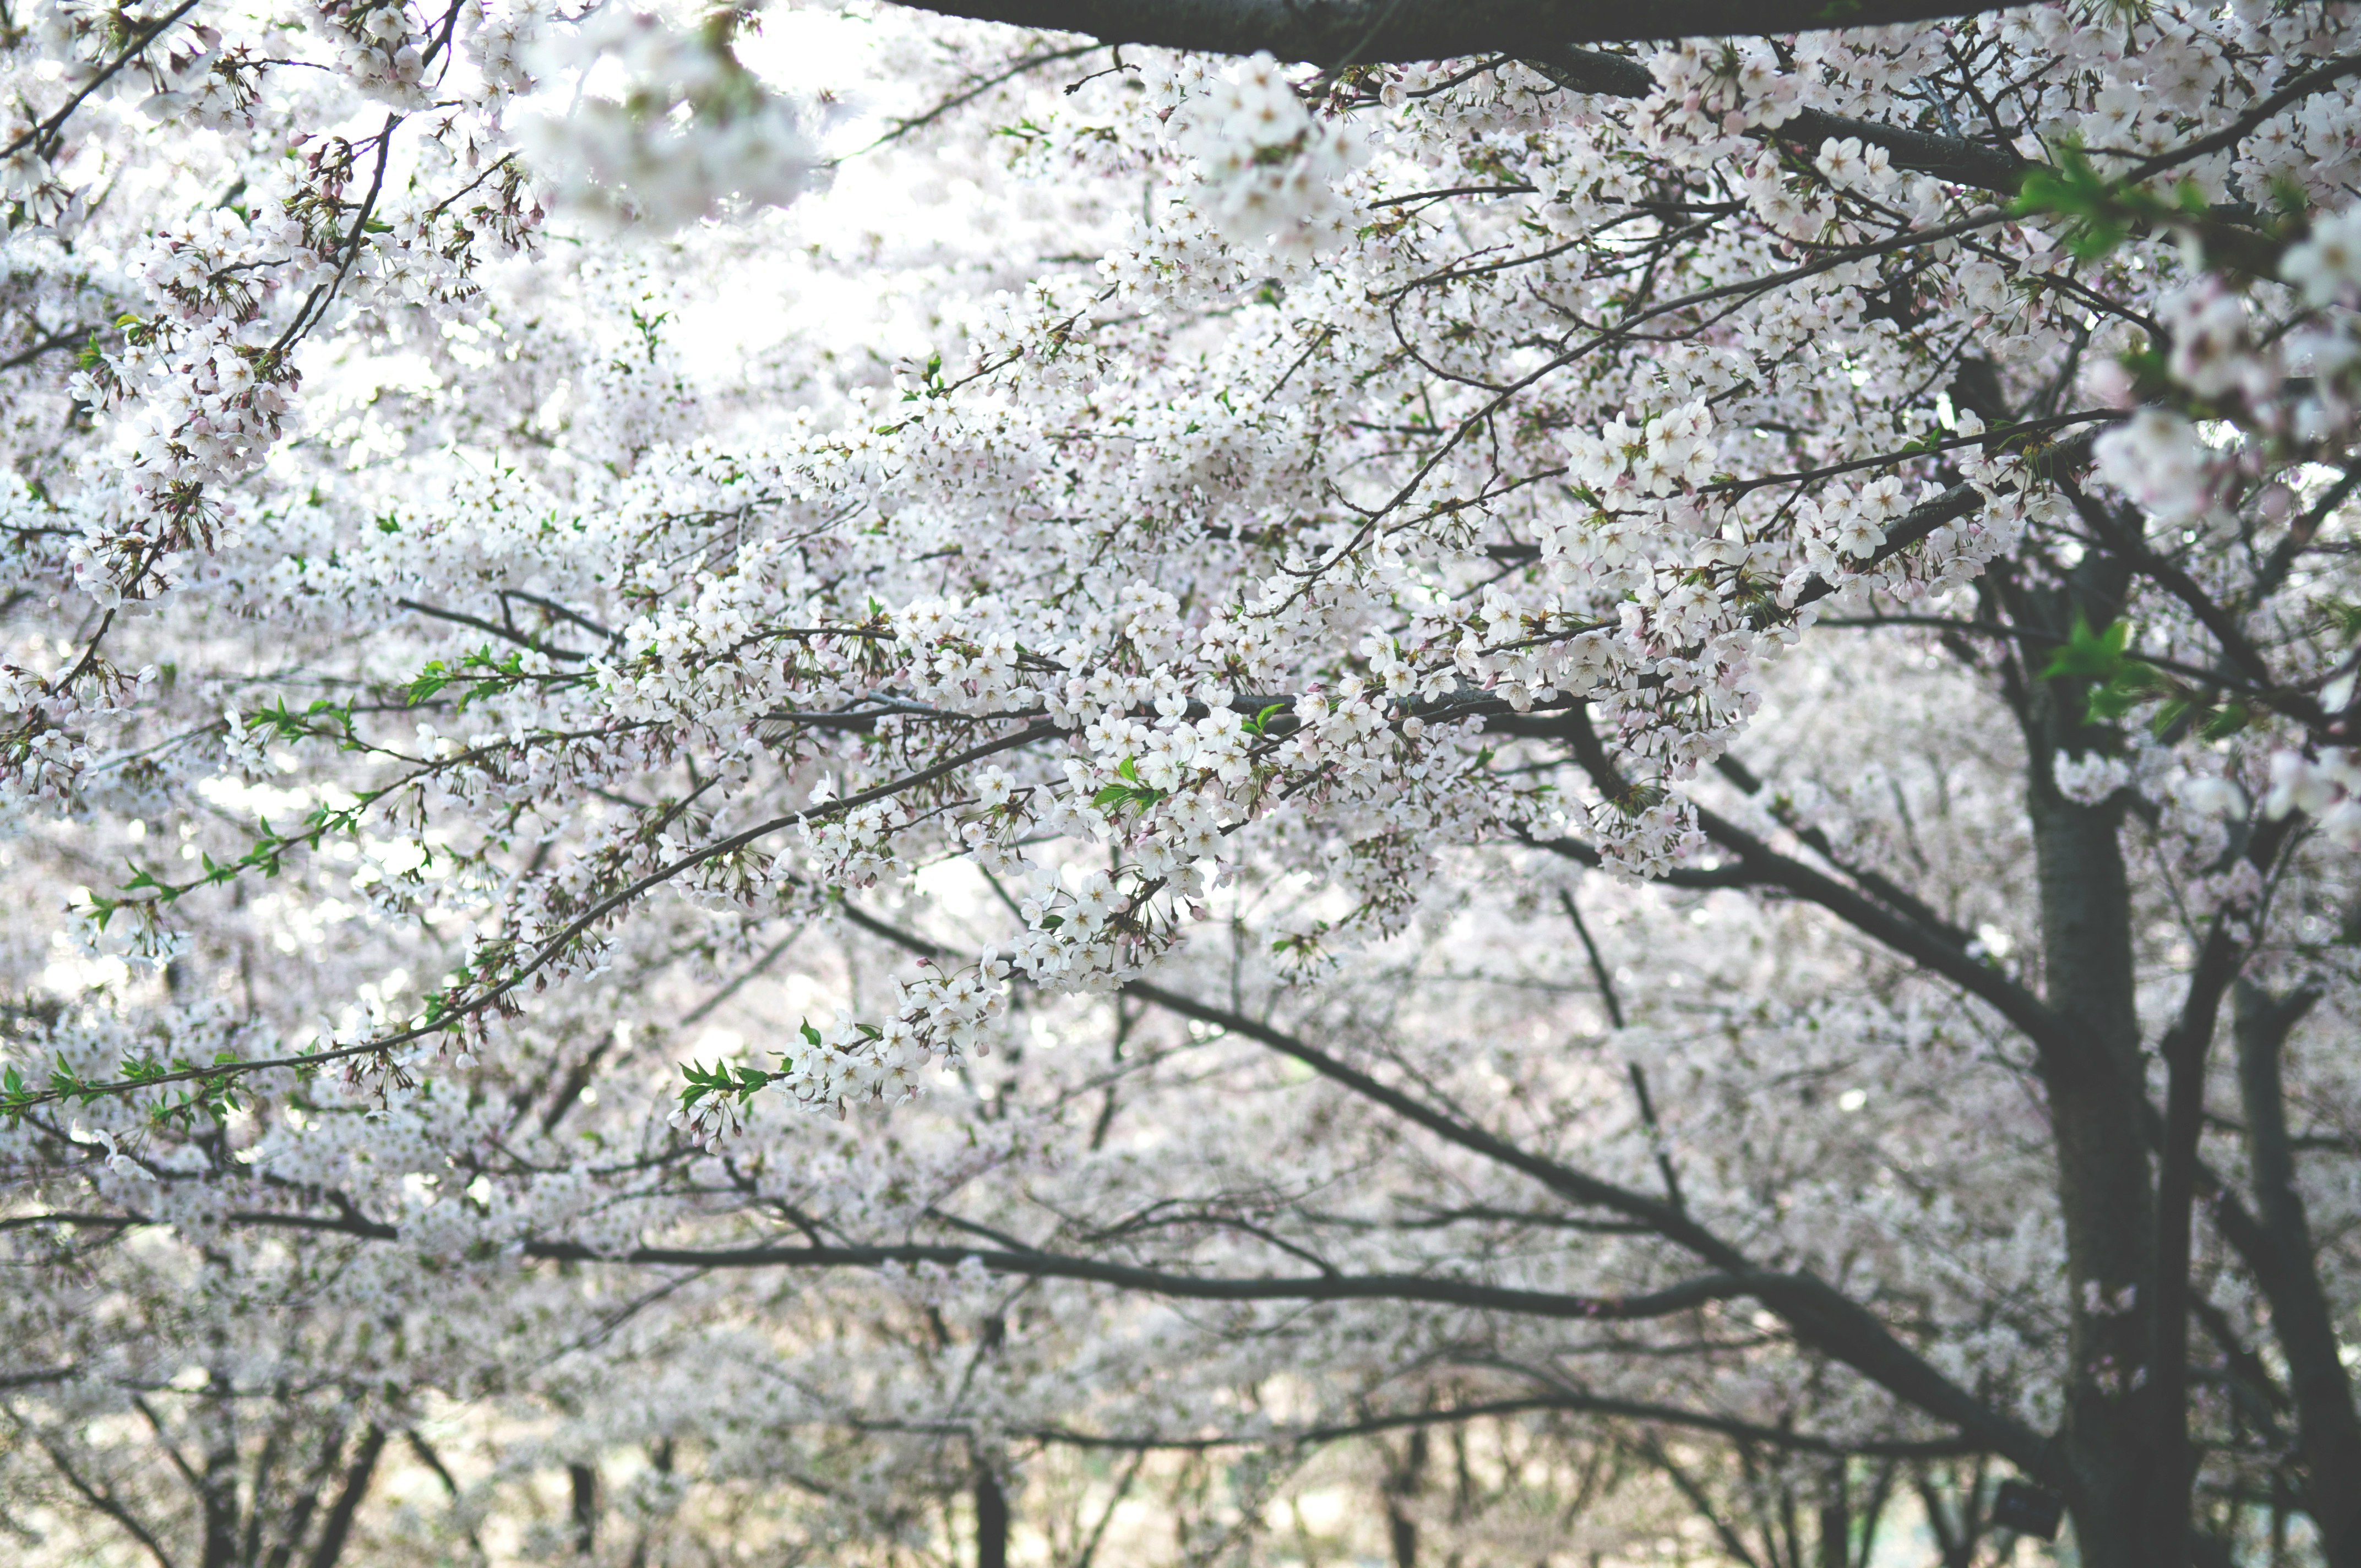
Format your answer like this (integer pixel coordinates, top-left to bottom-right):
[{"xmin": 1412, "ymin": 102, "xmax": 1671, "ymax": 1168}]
[
  {"xmin": 1713, "ymin": 754, "xmax": 1981, "ymax": 952},
  {"xmin": 1, "ymin": 325, "xmax": 99, "ymax": 373},
  {"xmin": 882, "ymin": 0, "xmax": 2019, "ymax": 63},
  {"xmin": 562, "ymin": 1242, "xmax": 1752, "ymax": 1322},
  {"xmin": 826, "ymin": 895, "xmax": 2053, "ymax": 1480},
  {"xmin": 1527, "ymin": 55, "xmax": 2028, "ymax": 190},
  {"xmin": 1793, "ymin": 433, "xmax": 2101, "ymax": 612},
  {"xmin": 2060, "ymin": 478, "xmax": 2323, "ymax": 731},
  {"xmin": 19, "ymin": 1208, "xmax": 1764, "ymax": 1323},
  {"xmin": 30, "ymin": 1431, "xmax": 179, "ymax": 1568},
  {"xmin": 1522, "ymin": 828, "xmax": 1762, "ymax": 889},
  {"xmin": 884, "ymin": 1, "xmax": 2033, "ymax": 190},
  {"xmin": 1549, "ymin": 706, "xmax": 2079, "ymax": 1065},
  {"xmin": 1127, "ymin": 981, "xmax": 1738, "ymax": 1260}
]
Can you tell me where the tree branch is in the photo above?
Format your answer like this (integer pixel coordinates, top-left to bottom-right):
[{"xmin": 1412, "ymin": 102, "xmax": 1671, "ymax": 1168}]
[
  {"xmin": 1545, "ymin": 705, "xmax": 2079, "ymax": 1067},
  {"xmin": 549, "ymin": 1240, "xmax": 1758, "ymax": 1324},
  {"xmin": 26, "ymin": 1431, "xmax": 178, "ymax": 1568},
  {"xmin": 1, "ymin": 325, "xmax": 98, "ymax": 373},
  {"xmin": 878, "ymin": 1392, "xmax": 1981, "ymax": 1459},
  {"xmin": 15, "ymin": 1207, "xmax": 1765, "ymax": 1324},
  {"xmin": 877, "ymin": 2, "xmax": 2032, "ymax": 190},
  {"xmin": 1120, "ymin": 982, "xmax": 2060, "ymax": 1484},
  {"xmin": 826, "ymin": 893, "xmax": 2055, "ymax": 1481},
  {"xmin": 881, "ymin": 0, "xmax": 2020, "ymax": 66},
  {"xmin": 1713, "ymin": 753, "xmax": 1982, "ymax": 952},
  {"xmin": 1526, "ymin": 53, "xmax": 2028, "ymax": 190},
  {"xmin": 2148, "ymin": 810, "xmax": 2298, "ymax": 1561},
  {"xmin": 303, "ymin": 1425, "xmax": 385, "ymax": 1568}
]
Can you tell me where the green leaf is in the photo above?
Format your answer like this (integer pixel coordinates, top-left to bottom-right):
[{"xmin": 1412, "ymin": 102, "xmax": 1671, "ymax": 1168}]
[
  {"xmin": 2200, "ymin": 702, "xmax": 2250, "ymax": 741},
  {"xmin": 2009, "ymin": 139, "xmax": 2217, "ymax": 265},
  {"xmin": 2043, "ymin": 613, "xmax": 2165, "ymax": 723},
  {"xmin": 1092, "ymin": 777, "xmax": 1167, "ymax": 817},
  {"xmin": 2085, "ymin": 667, "xmax": 2163, "ymax": 722},
  {"xmin": 679, "ymin": 1056, "xmax": 777, "ymax": 1113},
  {"xmin": 2041, "ymin": 613, "xmax": 2130, "ymax": 683},
  {"xmin": 406, "ymin": 658, "xmax": 456, "ymax": 706}
]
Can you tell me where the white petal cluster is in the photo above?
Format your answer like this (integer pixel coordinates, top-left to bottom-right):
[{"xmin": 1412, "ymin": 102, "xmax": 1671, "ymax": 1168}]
[
  {"xmin": 2, "ymin": 15, "xmax": 2361, "ymax": 1548},
  {"xmin": 522, "ymin": 9, "xmax": 831, "ymax": 229},
  {"xmin": 2284, "ymin": 204, "xmax": 2361, "ymax": 308},
  {"xmin": 1166, "ymin": 53, "xmax": 1363, "ymax": 258},
  {"xmin": 2267, "ymin": 748, "xmax": 2361, "ymax": 848},
  {"xmin": 2052, "ymin": 750, "xmax": 2133, "ymax": 807}
]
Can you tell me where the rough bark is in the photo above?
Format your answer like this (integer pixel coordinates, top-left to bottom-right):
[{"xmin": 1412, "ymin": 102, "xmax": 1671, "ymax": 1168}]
[
  {"xmin": 2234, "ymin": 982, "xmax": 2361, "ymax": 1567},
  {"xmin": 2004, "ymin": 567, "xmax": 2156, "ymax": 1568},
  {"xmin": 883, "ymin": 0, "xmax": 2019, "ymax": 62}
]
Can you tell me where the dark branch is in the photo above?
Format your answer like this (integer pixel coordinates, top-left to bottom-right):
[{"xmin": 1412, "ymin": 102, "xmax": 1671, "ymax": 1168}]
[
  {"xmin": 882, "ymin": 0, "xmax": 2020, "ymax": 66},
  {"xmin": 681, "ymin": 892, "xmax": 2059, "ymax": 1483},
  {"xmin": 27, "ymin": 1207, "xmax": 1759, "ymax": 1322},
  {"xmin": 1119, "ymin": 982, "xmax": 2059, "ymax": 1483},
  {"xmin": 1712, "ymin": 753, "xmax": 1982, "ymax": 954},
  {"xmin": 882, "ymin": 1392, "xmax": 1981, "ymax": 1459},
  {"xmin": 1527, "ymin": 53, "xmax": 2028, "ymax": 190},
  {"xmin": 1546, "ymin": 704, "xmax": 2078, "ymax": 1066},
  {"xmin": 1, "ymin": 325, "xmax": 99, "ymax": 373}
]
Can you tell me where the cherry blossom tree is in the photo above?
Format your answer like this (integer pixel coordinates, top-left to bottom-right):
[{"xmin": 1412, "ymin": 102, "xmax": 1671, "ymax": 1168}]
[{"xmin": 5, "ymin": 0, "xmax": 2361, "ymax": 1564}]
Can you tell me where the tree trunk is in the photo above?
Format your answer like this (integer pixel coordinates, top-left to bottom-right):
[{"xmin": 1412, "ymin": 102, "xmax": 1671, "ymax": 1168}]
[
  {"xmin": 197, "ymin": 1386, "xmax": 242, "ymax": 1568},
  {"xmin": 1816, "ymin": 1501, "xmax": 1847, "ymax": 1568},
  {"xmin": 303, "ymin": 1426, "xmax": 384, "ymax": 1568},
  {"xmin": 569, "ymin": 1463, "xmax": 599, "ymax": 1556},
  {"xmin": 259, "ymin": 1422, "xmax": 349, "ymax": 1568},
  {"xmin": 2009, "ymin": 573, "xmax": 2157, "ymax": 1568},
  {"xmin": 1385, "ymin": 1425, "xmax": 1429, "ymax": 1568},
  {"xmin": 2234, "ymin": 983, "xmax": 2361, "ymax": 1566},
  {"xmin": 974, "ymin": 1465, "xmax": 1009, "ymax": 1568}
]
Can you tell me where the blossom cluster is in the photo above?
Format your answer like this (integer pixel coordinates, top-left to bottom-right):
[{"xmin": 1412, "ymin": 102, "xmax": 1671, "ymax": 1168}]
[
  {"xmin": 0, "ymin": 0, "xmax": 2357, "ymax": 1196},
  {"xmin": 1, "ymin": 8, "xmax": 2360, "ymax": 1561},
  {"xmin": 520, "ymin": 8, "xmax": 834, "ymax": 228},
  {"xmin": 1164, "ymin": 53, "xmax": 1364, "ymax": 258}
]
